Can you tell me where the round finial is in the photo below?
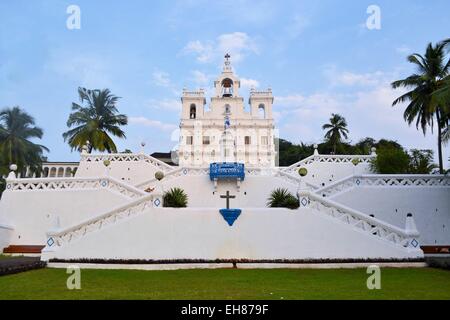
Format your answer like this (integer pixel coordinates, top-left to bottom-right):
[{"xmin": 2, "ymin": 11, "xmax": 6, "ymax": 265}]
[
  {"xmin": 103, "ymin": 159, "xmax": 111, "ymax": 167},
  {"xmin": 141, "ymin": 141, "xmax": 146, "ymax": 148},
  {"xmin": 371, "ymin": 147, "xmax": 377, "ymax": 154},
  {"xmin": 313, "ymin": 144, "xmax": 318, "ymax": 149},
  {"xmin": 298, "ymin": 167, "xmax": 308, "ymax": 177},
  {"xmin": 351, "ymin": 158, "xmax": 360, "ymax": 166},
  {"xmin": 155, "ymin": 171, "xmax": 164, "ymax": 181},
  {"xmin": 9, "ymin": 164, "xmax": 17, "ymax": 171}
]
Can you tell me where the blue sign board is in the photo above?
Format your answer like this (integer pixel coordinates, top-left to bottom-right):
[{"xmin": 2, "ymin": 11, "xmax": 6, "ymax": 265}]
[{"xmin": 209, "ymin": 162, "xmax": 245, "ymax": 181}]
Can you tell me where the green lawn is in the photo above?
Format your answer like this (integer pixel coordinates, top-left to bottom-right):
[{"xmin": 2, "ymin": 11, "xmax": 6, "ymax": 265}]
[{"xmin": 0, "ymin": 267, "xmax": 449, "ymax": 300}]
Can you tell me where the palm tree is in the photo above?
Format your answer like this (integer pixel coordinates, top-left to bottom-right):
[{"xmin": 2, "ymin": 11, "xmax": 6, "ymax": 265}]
[
  {"xmin": 63, "ymin": 87, "xmax": 128, "ymax": 153},
  {"xmin": 0, "ymin": 106, "xmax": 49, "ymax": 175},
  {"xmin": 322, "ymin": 113, "xmax": 349, "ymax": 154},
  {"xmin": 392, "ymin": 39, "xmax": 450, "ymax": 173}
]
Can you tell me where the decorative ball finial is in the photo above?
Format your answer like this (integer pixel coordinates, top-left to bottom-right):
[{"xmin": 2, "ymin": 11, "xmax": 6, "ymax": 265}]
[
  {"xmin": 103, "ymin": 159, "xmax": 111, "ymax": 167},
  {"xmin": 9, "ymin": 164, "xmax": 17, "ymax": 172},
  {"xmin": 155, "ymin": 171, "xmax": 164, "ymax": 181},
  {"xmin": 371, "ymin": 147, "xmax": 377, "ymax": 155},
  {"xmin": 141, "ymin": 141, "xmax": 146, "ymax": 148}
]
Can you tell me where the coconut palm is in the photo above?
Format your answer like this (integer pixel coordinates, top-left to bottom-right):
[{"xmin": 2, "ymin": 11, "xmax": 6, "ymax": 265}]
[
  {"xmin": 63, "ymin": 87, "xmax": 127, "ymax": 153},
  {"xmin": 392, "ymin": 39, "xmax": 450, "ymax": 173},
  {"xmin": 322, "ymin": 113, "xmax": 349, "ymax": 154},
  {"xmin": 0, "ymin": 106, "xmax": 49, "ymax": 175}
]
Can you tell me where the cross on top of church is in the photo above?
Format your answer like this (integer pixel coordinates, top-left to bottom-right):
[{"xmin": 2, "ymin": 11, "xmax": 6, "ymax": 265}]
[
  {"xmin": 223, "ymin": 53, "xmax": 232, "ymax": 71},
  {"xmin": 220, "ymin": 190, "xmax": 235, "ymax": 209}
]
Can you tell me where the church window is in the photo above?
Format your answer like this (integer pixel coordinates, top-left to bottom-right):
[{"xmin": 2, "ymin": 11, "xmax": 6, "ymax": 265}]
[
  {"xmin": 203, "ymin": 136, "xmax": 210, "ymax": 145},
  {"xmin": 190, "ymin": 104, "xmax": 196, "ymax": 119},
  {"xmin": 225, "ymin": 104, "xmax": 231, "ymax": 114},
  {"xmin": 258, "ymin": 104, "xmax": 266, "ymax": 119},
  {"xmin": 186, "ymin": 136, "xmax": 193, "ymax": 145},
  {"xmin": 261, "ymin": 136, "xmax": 268, "ymax": 145},
  {"xmin": 245, "ymin": 136, "xmax": 251, "ymax": 145}
]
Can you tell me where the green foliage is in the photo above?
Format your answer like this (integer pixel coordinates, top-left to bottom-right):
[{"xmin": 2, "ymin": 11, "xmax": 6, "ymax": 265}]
[
  {"xmin": 163, "ymin": 187, "xmax": 188, "ymax": 208},
  {"xmin": 408, "ymin": 149, "xmax": 437, "ymax": 174},
  {"xmin": 267, "ymin": 188, "xmax": 299, "ymax": 209},
  {"xmin": 370, "ymin": 146, "xmax": 411, "ymax": 174},
  {"xmin": 0, "ymin": 178, "xmax": 5, "ymax": 199},
  {"xmin": 63, "ymin": 87, "xmax": 128, "ymax": 153},
  {"xmin": 0, "ymin": 106, "xmax": 48, "ymax": 177},
  {"xmin": 391, "ymin": 38, "xmax": 450, "ymax": 173},
  {"xmin": 322, "ymin": 113, "xmax": 349, "ymax": 154},
  {"xmin": 370, "ymin": 147, "xmax": 437, "ymax": 174}
]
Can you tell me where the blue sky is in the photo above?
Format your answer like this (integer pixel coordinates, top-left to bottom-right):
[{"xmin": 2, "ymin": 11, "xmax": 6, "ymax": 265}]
[{"xmin": 0, "ymin": 0, "xmax": 449, "ymax": 166}]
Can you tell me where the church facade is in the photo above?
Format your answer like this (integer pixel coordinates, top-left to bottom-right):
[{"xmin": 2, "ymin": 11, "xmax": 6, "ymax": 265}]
[{"xmin": 178, "ymin": 55, "xmax": 276, "ymax": 167}]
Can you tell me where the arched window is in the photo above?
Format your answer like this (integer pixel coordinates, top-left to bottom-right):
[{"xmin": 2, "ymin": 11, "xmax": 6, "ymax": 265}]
[
  {"xmin": 224, "ymin": 104, "xmax": 231, "ymax": 114},
  {"xmin": 258, "ymin": 104, "xmax": 266, "ymax": 119},
  {"xmin": 221, "ymin": 78, "xmax": 233, "ymax": 97},
  {"xmin": 190, "ymin": 104, "xmax": 196, "ymax": 119}
]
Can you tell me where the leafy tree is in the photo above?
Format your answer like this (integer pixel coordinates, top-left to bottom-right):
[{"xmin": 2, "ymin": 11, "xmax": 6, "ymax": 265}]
[
  {"xmin": 370, "ymin": 146, "xmax": 411, "ymax": 174},
  {"xmin": 63, "ymin": 87, "xmax": 128, "ymax": 153},
  {"xmin": 0, "ymin": 106, "xmax": 48, "ymax": 177},
  {"xmin": 408, "ymin": 149, "xmax": 437, "ymax": 174},
  {"xmin": 322, "ymin": 114, "xmax": 349, "ymax": 154},
  {"xmin": 163, "ymin": 187, "xmax": 188, "ymax": 208},
  {"xmin": 392, "ymin": 39, "xmax": 450, "ymax": 173}
]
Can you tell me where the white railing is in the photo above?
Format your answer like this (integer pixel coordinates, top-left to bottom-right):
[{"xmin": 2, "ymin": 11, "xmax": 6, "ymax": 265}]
[
  {"xmin": 4, "ymin": 176, "xmax": 147, "ymax": 199},
  {"xmin": 45, "ymin": 193, "xmax": 160, "ymax": 248},
  {"xmin": 316, "ymin": 174, "xmax": 450, "ymax": 198},
  {"xmin": 298, "ymin": 191, "xmax": 421, "ymax": 250},
  {"xmin": 246, "ymin": 167, "xmax": 319, "ymax": 190},
  {"xmin": 285, "ymin": 154, "xmax": 375, "ymax": 172},
  {"xmin": 80, "ymin": 153, "xmax": 175, "ymax": 173},
  {"xmin": 136, "ymin": 167, "xmax": 209, "ymax": 190}
]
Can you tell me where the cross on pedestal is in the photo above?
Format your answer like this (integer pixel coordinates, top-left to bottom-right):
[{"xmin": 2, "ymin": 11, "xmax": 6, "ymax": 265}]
[{"xmin": 220, "ymin": 190, "xmax": 235, "ymax": 209}]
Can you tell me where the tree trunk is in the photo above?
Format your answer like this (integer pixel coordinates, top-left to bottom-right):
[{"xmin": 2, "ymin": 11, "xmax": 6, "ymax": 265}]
[{"xmin": 436, "ymin": 110, "xmax": 444, "ymax": 174}]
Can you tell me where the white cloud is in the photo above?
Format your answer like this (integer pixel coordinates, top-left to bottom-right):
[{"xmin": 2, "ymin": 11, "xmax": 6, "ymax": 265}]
[
  {"xmin": 191, "ymin": 70, "xmax": 210, "ymax": 86},
  {"xmin": 152, "ymin": 71, "xmax": 171, "ymax": 87},
  {"xmin": 181, "ymin": 32, "xmax": 259, "ymax": 64},
  {"xmin": 323, "ymin": 66, "xmax": 393, "ymax": 87},
  {"xmin": 45, "ymin": 51, "xmax": 112, "ymax": 88},
  {"xmin": 240, "ymin": 78, "xmax": 260, "ymax": 89},
  {"xmin": 286, "ymin": 14, "xmax": 310, "ymax": 39},
  {"xmin": 129, "ymin": 116, "xmax": 178, "ymax": 131},
  {"xmin": 146, "ymin": 98, "xmax": 181, "ymax": 111}
]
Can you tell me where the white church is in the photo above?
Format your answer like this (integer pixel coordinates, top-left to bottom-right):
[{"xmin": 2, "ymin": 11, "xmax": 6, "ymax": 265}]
[{"xmin": 0, "ymin": 55, "xmax": 449, "ymax": 265}]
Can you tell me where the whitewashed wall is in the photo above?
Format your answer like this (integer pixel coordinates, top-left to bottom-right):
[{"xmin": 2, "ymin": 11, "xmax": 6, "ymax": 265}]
[
  {"xmin": 0, "ymin": 189, "xmax": 130, "ymax": 247},
  {"xmin": 75, "ymin": 154, "xmax": 174, "ymax": 186},
  {"xmin": 159, "ymin": 174, "xmax": 300, "ymax": 208},
  {"xmin": 334, "ymin": 187, "xmax": 450, "ymax": 245},
  {"xmin": 42, "ymin": 207, "xmax": 422, "ymax": 261}
]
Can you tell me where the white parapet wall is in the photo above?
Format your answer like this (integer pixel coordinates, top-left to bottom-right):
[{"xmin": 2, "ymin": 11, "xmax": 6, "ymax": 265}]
[
  {"xmin": 75, "ymin": 153, "xmax": 175, "ymax": 185},
  {"xmin": 41, "ymin": 201, "xmax": 423, "ymax": 261},
  {"xmin": 0, "ymin": 176, "xmax": 146, "ymax": 248},
  {"xmin": 328, "ymin": 175, "xmax": 450, "ymax": 245}
]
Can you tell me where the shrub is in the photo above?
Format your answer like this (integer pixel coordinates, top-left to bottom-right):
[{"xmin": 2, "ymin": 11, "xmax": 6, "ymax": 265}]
[
  {"xmin": 163, "ymin": 187, "xmax": 188, "ymax": 208},
  {"xmin": 370, "ymin": 146, "xmax": 410, "ymax": 174},
  {"xmin": 267, "ymin": 188, "xmax": 299, "ymax": 209}
]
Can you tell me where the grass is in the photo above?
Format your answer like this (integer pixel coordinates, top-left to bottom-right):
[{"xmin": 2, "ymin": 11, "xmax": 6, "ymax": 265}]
[{"xmin": 0, "ymin": 267, "xmax": 449, "ymax": 300}]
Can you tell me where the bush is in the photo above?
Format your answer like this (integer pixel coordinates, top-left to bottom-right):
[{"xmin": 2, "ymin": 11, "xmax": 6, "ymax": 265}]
[
  {"xmin": 370, "ymin": 146, "xmax": 410, "ymax": 174},
  {"xmin": 163, "ymin": 187, "xmax": 188, "ymax": 208},
  {"xmin": 267, "ymin": 188, "xmax": 299, "ymax": 209}
]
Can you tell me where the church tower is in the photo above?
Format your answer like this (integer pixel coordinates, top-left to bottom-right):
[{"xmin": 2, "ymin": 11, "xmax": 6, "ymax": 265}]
[{"xmin": 178, "ymin": 54, "xmax": 276, "ymax": 167}]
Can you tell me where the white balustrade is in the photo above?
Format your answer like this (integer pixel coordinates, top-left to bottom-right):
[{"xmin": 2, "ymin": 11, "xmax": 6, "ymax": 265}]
[
  {"xmin": 316, "ymin": 174, "xmax": 450, "ymax": 198},
  {"xmin": 298, "ymin": 191, "xmax": 421, "ymax": 250},
  {"xmin": 45, "ymin": 194, "xmax": 160, "ymax": 248},
  {"xmin": 4, "ymin": 176, "xmax": 147, "ymax": 199}
]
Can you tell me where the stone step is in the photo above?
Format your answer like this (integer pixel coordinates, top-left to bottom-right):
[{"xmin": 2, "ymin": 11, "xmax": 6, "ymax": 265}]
[{"xmin": 3, "ymin": 245, "xmax": 45, "ymax": 254}]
